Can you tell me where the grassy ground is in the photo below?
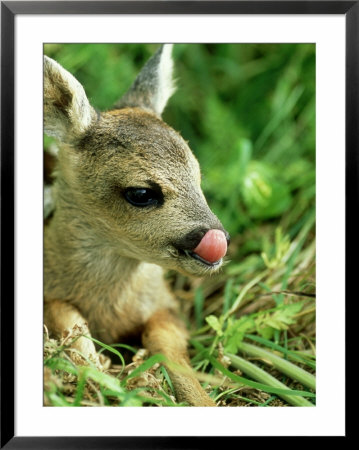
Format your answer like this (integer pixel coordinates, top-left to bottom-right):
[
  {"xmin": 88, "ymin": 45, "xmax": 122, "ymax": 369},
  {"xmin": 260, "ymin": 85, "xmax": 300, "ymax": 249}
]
[{"xmin": 44, "ymin": 44, "xmax": 315, "ymax": 407}]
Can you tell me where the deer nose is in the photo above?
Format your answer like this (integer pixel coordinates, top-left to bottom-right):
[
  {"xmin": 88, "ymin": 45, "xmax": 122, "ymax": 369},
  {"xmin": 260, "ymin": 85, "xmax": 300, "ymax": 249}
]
[{"xmin": 193, "ymin": 229, "xmax": 228, "ymax": 263}]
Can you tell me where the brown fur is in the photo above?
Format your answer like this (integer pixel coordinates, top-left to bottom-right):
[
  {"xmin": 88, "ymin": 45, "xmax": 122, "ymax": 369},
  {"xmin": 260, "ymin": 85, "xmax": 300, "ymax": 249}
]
[{"xmin": 44, "ymin": 47, "xmax": 227, "ymax": 406}]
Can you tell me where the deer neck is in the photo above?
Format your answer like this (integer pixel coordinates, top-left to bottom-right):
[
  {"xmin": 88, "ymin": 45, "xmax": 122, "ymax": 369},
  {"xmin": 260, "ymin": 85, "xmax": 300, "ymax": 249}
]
[{"xmin": 44, "ymin": 178, "xmax": 143, "ymax": 301}]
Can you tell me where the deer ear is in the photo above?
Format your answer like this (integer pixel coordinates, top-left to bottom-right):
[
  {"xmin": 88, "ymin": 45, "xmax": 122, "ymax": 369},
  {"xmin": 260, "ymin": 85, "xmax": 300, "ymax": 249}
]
[
  {"xmin": 44, "ymin": 56, "xmax": 96, "ymax": 143},
  {"xmin": 117, "ymin": 44, "xmax": 176, "ymax": 116}
]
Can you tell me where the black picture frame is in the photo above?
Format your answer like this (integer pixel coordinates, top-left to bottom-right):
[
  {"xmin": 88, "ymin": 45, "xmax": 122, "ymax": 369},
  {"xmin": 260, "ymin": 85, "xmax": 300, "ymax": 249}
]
[{"xmin": 1, "ymin": 1, "xmax": 354, "ymax": 447}]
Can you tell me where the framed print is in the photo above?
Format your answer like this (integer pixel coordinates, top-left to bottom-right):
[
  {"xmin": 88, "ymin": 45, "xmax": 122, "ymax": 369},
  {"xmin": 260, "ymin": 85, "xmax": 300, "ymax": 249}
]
[{"xmin": 1, "ymin": 1, "xmax": 355, "ymax": 446}]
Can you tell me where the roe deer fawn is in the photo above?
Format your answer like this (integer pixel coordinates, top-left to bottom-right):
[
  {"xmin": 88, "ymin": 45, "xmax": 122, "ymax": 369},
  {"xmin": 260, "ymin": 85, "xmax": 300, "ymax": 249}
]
[{"xmin": 44, "ymin": 44, "xmax": 230, "ymax": 406}]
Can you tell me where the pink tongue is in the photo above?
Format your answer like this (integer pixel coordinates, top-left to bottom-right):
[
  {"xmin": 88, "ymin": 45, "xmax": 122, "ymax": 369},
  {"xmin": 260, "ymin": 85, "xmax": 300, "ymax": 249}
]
[{"xmin": 193, "ymin": 229, "xmax": 228, "ymax": 263}]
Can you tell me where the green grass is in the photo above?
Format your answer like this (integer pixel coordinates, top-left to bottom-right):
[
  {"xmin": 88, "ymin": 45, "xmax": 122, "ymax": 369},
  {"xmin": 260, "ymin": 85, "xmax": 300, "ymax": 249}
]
[{"xmin": 44, "ymin": 43, "xmax": 315, "ymax": 407}]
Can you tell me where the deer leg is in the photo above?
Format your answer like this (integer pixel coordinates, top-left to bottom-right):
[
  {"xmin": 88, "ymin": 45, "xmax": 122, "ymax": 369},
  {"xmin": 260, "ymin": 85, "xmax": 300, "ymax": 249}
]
[
  {"xmin": 44, "ymin": 299, "xmax": 108, "ymax": 369},
  {"xmin": 142, "ymin": 309, "xmax": 215, "ymax": 406}
]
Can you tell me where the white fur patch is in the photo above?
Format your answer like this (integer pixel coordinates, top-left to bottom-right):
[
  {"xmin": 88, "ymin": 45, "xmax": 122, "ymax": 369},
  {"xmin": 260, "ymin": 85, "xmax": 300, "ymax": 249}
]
[
  {"xmin": 44, "ymin": 184, "xmax": 55, "ymax": 219},
  {"xmin": 155, "ymin": 44, "xmax": 176, "ymax": 115}
]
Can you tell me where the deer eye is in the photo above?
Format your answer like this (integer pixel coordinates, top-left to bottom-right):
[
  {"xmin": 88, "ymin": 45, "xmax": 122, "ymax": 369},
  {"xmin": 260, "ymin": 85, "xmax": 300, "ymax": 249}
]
[{"xmin": 124, "ymin": 188, "xmax": 163, "ymax": 207}]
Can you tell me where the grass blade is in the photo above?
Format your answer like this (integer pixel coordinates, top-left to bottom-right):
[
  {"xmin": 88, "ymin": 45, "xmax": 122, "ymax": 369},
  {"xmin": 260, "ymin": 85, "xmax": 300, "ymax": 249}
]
[
  {"xmin": 191, "ymin": 340, "xmax": 314, "ymax": 404},
  {"xmin": 44, "ymin": 357, "xmax": 78, "ymax": 375},
  {"xmin": 73, "ymin": 371, "xmax": 87, "ymax": 406},
  {"xmin": 122, "ymin": 354, "xmax": 166, "ymax": 383},
  {"xmin": 245, "ymin": 334, "xmax": 316, "ymax": 369},
  {"xmin": 79, "ymin": 366, "xmax": 125, "ymax": 395},
  {"xmin": 225, "ymin": 269, "xmax": 269, "ymax": 318},
  {"xmin": 194, "ymin": 287, "xmax": 205, "ymax": 328},
  {"xmin": 84, "ymin": 336, "xmax": 126, "ymax": 368},
  {"xmin": 235, "ymin": 342, "xmax": 315, "ymax": 390},
  {"xmin": 226, "ymin": 352, "xmax": 314, "ymax": 406},
  {"xmin": 160, "ymin": 365, "xmax": 176, "ymax": 398}
]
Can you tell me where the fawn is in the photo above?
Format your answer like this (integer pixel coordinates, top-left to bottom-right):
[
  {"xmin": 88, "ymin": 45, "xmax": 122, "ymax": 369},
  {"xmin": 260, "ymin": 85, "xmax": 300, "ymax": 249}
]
[{"xmin": 44, "ymin": 44, "xmax": 229, "ymax": 407}]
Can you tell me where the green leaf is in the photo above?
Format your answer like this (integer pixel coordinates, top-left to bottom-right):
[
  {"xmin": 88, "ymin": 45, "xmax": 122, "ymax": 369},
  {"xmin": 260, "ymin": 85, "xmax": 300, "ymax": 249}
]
[
  {"xmin": 242, "ymin": 161, "xmax": 292, "ymax": 219},
  {"xmin": 223, "ymin": 316, "xmax": 255, "ymax": 353},
  {"xmin": 254, "ymin": 302, "xmax": 303, "ymax": 336},
  {"xmin": 261, "ymin": 227, "xmax": 291, "ymax": 270},
  {"xmin": 258, "ymin": 326, "xmax": 275, "ymax": 340},
  {"xmin": 205, "ymin": 315, "xmax": 223, "ymax": 336}
]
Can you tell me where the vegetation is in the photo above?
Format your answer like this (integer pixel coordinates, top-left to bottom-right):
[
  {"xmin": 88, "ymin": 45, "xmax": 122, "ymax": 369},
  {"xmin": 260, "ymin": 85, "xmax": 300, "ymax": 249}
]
[{"xmin": 44, "ymin": 43, "xmax": 315, "ymax": 407}]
